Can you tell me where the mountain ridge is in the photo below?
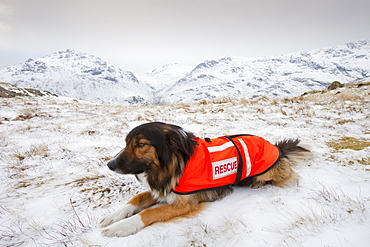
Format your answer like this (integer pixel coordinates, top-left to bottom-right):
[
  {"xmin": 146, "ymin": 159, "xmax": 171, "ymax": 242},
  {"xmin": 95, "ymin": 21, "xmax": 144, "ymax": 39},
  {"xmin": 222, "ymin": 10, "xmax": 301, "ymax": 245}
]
[
  {"xmin": 0, "ymin": 50, "xmax": 154, "ymax": 105},
  {"xmin": 157, "ymin": 39, "xmax": 370, "ymax": 104},
  {"xmin": 0, "ymin": 39, "xmax": 369, "ymax": 105}
]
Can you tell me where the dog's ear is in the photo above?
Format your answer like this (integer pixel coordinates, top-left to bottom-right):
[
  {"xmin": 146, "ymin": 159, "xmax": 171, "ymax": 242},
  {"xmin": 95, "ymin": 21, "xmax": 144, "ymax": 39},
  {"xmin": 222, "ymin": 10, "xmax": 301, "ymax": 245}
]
[
  {"xmin": 154, "ymin": 126, "xmax": 195, "ymax": 167},
  {"xmin": 165, "ymin": 126, "xmax": 196, "ymax": 160}
]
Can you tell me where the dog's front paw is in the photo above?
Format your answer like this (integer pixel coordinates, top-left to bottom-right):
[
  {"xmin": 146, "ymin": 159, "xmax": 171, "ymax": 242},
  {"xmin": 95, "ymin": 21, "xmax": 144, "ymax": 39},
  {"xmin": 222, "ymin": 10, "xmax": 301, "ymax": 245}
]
[
  {"xmin": 100, "ymin": 204, "xmax": 138, "ymax": 227},
  {"xmin": 101, "ymin": 215, "xmax": 145, "ymax": 237}
]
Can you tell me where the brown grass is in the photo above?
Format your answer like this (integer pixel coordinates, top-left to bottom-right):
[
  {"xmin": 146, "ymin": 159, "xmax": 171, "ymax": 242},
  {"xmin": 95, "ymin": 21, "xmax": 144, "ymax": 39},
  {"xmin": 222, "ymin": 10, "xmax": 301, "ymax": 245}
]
[{"xmin": 327, "ymin": 137, "xmax": 370, "ymax": 151}]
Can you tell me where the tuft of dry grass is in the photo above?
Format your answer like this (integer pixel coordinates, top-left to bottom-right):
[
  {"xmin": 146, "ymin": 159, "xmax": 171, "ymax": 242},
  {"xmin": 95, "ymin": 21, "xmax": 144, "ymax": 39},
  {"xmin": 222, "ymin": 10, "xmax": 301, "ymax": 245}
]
[
  {"xmin": 327, "ymin": 137, "xmax": 370, "ymax": 151},
  {"xmin": 347, "ymin": 158, "xmax": 370, "ymax": 167},
  {"xmin": 12, "ymin": 108, "xmax": 52, "ymax": 121},
  {"xmin": 63, "ymin": 174, "xmax": 105, "ymax": 187},
  {"xmin": 336, "ymin": 90, "xmax": 362, "ymax": 101},
  {"xmin": 337, "ymin": 119, "xmax": 355, "ymax": 125},
  {"xmin": 12, "ymin": 144, "xmax": 49, "ymax": 161}
]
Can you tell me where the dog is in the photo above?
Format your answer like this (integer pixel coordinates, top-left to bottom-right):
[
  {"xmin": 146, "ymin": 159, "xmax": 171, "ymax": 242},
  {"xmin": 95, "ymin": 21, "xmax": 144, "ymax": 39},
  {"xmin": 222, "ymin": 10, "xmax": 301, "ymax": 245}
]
[{"xmin": 100, "ymin": 122, "xmax": 310, "ymax": 237}]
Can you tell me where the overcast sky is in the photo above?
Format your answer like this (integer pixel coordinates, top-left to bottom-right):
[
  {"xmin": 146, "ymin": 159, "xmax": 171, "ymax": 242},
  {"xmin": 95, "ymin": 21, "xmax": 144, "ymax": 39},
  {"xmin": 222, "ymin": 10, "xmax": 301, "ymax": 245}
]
[{"xmin": 0, "ymin": 0, "xmax": 369, "ymax": 74}]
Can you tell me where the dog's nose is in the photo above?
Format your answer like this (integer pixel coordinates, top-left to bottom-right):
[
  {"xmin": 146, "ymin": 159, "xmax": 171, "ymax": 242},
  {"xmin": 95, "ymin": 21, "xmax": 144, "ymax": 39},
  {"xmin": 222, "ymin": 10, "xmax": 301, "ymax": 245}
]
[{"xmin": 107, "ymin": 159, "xmax": 118, "ymax": 171}]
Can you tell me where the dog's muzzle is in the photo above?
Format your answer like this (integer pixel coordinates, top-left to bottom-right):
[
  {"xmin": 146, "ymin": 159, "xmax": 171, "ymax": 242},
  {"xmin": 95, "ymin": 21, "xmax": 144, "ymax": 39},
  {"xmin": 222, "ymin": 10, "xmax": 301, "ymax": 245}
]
[{"xmin": 107, "ymin": 159, "xmax": 118, "ymax": 171}]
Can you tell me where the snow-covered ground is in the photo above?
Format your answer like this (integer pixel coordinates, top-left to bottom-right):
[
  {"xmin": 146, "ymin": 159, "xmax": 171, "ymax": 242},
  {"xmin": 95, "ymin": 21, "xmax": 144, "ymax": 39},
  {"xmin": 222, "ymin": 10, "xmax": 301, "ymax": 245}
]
[{"xmin": 0, "ymin": 82, "xmax": 369, "ymax": 246}]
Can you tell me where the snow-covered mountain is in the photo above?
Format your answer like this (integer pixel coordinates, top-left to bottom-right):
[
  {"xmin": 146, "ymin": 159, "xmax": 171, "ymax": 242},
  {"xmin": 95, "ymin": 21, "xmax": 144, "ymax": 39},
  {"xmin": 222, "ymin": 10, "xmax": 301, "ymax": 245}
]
[
  {"xmin": 136, "ymin": 63, "xmax": 194, "ymax": 103},
  {"xmin": 0, "ymin": 50, "xmax": 154, "ymax": 105},
  {"xmin": 137, "ymin": 63, "xmax": 194, "ymax": 92},
  {"xmin": 158, "ymin": 39, "xmax": 370, "ymax": 104},
  {"xmin": 0, "ymin": 39, "xmax": 369, "ymax": 105}
]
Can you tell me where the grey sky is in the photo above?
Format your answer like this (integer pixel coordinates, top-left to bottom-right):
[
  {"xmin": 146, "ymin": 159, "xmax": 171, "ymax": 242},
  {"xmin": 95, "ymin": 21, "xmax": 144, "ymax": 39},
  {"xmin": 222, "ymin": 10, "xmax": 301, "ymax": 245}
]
[{"xmin": 0, "ymin": 0, "xmax": 369, "ymax": 73}]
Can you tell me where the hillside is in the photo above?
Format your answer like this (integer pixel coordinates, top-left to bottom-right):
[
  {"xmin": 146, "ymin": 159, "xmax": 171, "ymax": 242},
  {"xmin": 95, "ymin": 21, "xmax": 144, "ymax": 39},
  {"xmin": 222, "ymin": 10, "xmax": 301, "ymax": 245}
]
[
  {"xmin": 0, "ymin": 50, "xmax": 154, "ymax": 105},
  {"xmin": 158, "ymin": 39, "xmax": 370, "ymax": 104},
  {"xmin": 0, "ymin": 82, "xmax": 56, "ymax": 98},
  {"xmin": 0, "ymin": 39, "xmax": 369, "ymax": 105},
  {"xmin": 0, "ymin": 81, "xmax": 369, "ymax": 246}
]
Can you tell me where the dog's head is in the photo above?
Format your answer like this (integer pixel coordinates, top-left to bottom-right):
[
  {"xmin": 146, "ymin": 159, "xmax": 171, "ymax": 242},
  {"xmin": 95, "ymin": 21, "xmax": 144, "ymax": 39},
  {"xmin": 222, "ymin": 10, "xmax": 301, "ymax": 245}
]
[{"xmin": 107, "ymin": 122, "xmax": 196, "ymax": 177}]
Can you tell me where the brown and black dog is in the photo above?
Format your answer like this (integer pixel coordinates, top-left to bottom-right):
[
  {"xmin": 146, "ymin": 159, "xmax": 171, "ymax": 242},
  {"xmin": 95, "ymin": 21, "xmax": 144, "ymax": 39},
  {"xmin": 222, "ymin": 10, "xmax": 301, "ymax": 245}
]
[{"xmin": 100, "ymin": 122, "xmax": 310, "ymax": 237}]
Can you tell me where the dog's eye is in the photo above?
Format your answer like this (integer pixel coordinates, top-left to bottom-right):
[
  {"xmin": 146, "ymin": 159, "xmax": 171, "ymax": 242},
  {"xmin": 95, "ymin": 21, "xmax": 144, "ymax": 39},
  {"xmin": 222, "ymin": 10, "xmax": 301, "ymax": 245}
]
[{"xmin": 137, "ymin": 142, "xmax": 148, "ymax": 148}]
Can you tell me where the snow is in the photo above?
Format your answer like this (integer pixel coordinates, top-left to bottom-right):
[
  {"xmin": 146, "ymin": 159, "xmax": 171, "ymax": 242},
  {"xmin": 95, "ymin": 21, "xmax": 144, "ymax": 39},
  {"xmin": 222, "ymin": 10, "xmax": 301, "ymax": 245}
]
[
  {"xmin": 0, "ymin": 39, "xmax": 369, "ymax": 106},
  {"xmin": 137, "ymin": 63, "xmax": 194, "ymax": 92},
  {"xmin": 0, "ymin": 83, "xmax": 369, "ymax": 246},
  {"xmin": 0, "ymin": 50, "xmax": 154, "ymax": 106},
  {"xmin": 158, "ymin": 39, "xmax": 370, "ymax": 104}
]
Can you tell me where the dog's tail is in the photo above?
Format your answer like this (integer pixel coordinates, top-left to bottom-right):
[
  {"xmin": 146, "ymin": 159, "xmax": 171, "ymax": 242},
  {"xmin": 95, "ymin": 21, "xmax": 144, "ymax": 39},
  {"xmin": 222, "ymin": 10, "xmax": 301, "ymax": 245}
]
[{"xmin": 276, "ymin": 139, "xmax": 311, "ymax": 164}]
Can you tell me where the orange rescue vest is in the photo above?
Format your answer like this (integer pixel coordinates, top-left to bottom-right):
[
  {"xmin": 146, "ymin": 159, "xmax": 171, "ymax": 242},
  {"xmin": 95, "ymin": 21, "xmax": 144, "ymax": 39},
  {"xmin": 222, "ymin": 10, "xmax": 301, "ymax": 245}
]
[{"xmin": 173, "ymin": 135, "xmax": 281, "ymax": 194}]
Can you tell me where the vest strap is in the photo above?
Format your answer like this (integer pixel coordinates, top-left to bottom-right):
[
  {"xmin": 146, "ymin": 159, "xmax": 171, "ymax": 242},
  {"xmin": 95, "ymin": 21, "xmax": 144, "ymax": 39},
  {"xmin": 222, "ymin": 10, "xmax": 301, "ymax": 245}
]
[{"xmin": 222, "ymin": 136, "xmax": 245, "ymax": 185}]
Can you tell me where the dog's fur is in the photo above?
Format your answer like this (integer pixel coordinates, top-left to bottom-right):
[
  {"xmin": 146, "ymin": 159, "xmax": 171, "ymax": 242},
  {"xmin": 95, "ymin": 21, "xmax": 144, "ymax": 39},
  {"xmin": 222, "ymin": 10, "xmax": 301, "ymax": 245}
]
[{"xmin": 100, "ymin": 122, "xmax": 310, "ymax": 237}]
